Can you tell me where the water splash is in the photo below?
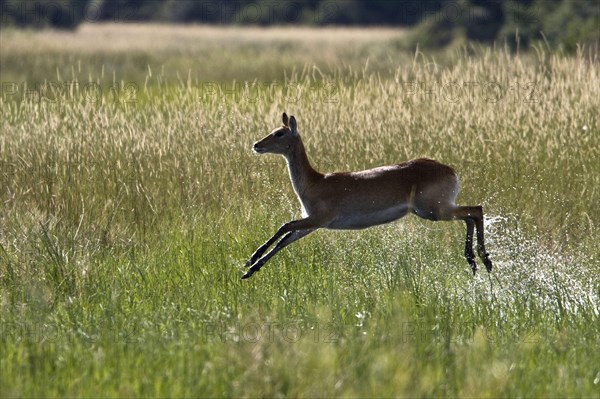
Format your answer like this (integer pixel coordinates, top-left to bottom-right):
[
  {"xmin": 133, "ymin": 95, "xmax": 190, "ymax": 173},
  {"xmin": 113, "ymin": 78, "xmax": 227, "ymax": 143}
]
[{"xmin": 460, "ymin": 213, "xmax": 598, "ymax": 317}]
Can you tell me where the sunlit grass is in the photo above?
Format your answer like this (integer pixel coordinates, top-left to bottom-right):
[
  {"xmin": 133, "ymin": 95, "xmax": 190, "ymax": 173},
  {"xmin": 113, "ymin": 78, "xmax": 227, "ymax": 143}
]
[
  {"xmin": 0, "ymin": 23, "xmax": 411, "ymax": 84},
  {"xmin": 1, "ymin": 24, "xmax": 599, "ymax": 397}
]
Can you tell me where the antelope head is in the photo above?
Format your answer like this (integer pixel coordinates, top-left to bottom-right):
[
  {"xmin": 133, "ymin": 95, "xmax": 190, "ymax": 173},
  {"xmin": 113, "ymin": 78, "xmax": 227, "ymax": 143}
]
[{"xmin": 253, "ymin": 112, "xmax": 299, "ymax": 155}]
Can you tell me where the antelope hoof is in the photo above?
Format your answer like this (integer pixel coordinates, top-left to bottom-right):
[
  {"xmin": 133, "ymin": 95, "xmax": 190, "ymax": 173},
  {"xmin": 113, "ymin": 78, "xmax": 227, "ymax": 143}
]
[
  {"xmin": 471, "ymin": 263, "xmax": 478, "ymax": 275},
  {"xmin": 241, "ymin": 269, "xmax": 255, "ymax": 279},
  {"xmin": 483, "ymin": 255, "xmax": 493, "ymax": 273},
  {"xmin": 466, "ymin": 255, "xmax": 477, "ymax": 275},
  {"xmin": 241, "ymin": 264, "xmax": 261, "ymax": 280},
  {"xmin": 241, "ymin": 272, "xmax": 251, "ymax": 280}
]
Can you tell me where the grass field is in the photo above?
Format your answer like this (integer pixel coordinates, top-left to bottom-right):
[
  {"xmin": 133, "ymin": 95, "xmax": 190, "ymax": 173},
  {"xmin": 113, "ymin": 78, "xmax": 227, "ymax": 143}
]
[{"xmin": 1, "ymin": 24, "xmax": 599, "ymax": 397}]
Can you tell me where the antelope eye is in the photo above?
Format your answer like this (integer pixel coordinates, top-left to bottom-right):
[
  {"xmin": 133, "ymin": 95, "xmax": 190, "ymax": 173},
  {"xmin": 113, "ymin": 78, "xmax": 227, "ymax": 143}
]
[{"xmin": 275, "ymin": 131, "xmax": 284, "ymax": 137}]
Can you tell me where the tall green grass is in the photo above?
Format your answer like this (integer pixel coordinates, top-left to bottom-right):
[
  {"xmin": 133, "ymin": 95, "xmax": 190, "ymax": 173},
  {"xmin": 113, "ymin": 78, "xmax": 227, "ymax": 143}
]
[{"xmin": 1, "ymin": 24, "xmax": 599, "ymax": 397}]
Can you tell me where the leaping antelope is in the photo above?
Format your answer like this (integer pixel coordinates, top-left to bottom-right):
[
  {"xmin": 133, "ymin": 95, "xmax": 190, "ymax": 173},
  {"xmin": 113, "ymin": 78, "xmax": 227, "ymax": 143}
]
[{"xmin": 242, "ymin": 113, "xmax": 493, "ymax": 279}]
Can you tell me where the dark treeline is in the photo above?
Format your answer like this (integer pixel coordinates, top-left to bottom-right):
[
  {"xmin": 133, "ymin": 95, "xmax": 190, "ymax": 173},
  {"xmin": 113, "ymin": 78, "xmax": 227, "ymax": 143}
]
[{"xmin": 1, "ymin": 0, "xmax": 598, "ymax": 51}]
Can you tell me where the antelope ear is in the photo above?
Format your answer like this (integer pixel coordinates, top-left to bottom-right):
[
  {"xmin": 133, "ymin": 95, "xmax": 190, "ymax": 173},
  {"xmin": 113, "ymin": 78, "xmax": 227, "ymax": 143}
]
[
  {"xmin": 282, "ymin": 112, "xmax": 289, "ymax": 127},
  {"xmin": 289, "ymin": 116, "xmax": 297, "ymax": 134}
]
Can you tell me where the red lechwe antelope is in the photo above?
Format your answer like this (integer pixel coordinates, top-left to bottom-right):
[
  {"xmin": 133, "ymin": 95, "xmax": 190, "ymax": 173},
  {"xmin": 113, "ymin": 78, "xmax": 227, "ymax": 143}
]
[{"xmin": 241, "ymin": 113, "xmax": 493, "ymax": 279}]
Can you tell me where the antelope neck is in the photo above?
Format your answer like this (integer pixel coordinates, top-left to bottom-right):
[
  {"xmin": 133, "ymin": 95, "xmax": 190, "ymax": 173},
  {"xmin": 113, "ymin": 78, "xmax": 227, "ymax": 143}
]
[{"xmin": 283, "ymin": 137, "xmax": 322, "ymax": 196}]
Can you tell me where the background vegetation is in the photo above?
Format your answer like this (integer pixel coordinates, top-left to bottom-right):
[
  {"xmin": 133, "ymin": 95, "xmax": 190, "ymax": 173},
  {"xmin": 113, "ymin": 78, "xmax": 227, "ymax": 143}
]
[
  {"xmin": 1, "ymin": 0, "xmax": 599, "ymax": 52},
  {"xmin": 1, "ymin": 20, "xmax": 599, "ymax": 399}
]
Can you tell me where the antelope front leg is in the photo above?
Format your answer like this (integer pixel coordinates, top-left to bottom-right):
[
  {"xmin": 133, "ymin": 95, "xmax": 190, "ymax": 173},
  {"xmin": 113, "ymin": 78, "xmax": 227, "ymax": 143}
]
[
  {"xmin": 244, "ymin": 225, "xmax": 289, "ymax": 268},
  {"xmin": 244, "ymin": 218, "xmax": 326, "ymax": 269},
  {"xmin": 242, "ymin": 229, "xmax": 315, "ymax": 279}
]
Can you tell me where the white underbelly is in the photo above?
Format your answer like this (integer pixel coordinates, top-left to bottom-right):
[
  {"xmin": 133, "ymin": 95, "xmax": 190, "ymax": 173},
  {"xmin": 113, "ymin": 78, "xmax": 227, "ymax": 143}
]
[{"xmin": 327, "ymin": 205, "xmax": 409, "ymax": 230}]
